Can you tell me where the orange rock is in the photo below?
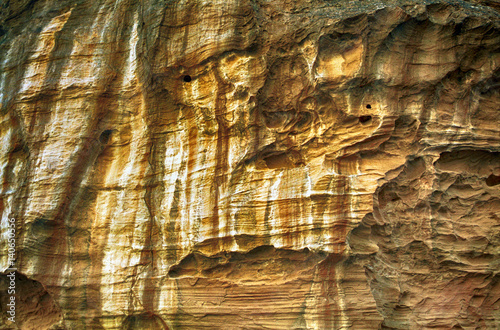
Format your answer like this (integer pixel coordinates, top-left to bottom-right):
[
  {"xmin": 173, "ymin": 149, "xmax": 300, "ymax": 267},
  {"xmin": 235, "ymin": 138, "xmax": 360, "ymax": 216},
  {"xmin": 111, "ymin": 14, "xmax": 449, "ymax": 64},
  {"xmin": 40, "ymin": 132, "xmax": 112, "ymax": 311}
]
[{"xmin": 0, "ymin": 0, "xmax": 499, "ymax": 328}]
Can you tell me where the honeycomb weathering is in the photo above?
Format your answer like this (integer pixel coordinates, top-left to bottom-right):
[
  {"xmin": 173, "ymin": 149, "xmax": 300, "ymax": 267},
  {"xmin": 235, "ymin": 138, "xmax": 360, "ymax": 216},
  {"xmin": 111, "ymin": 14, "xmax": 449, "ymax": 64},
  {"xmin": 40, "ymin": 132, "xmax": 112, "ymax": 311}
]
[{"xmin": 0, "ymin": 0, "xmax": 499, "ymax": 328}]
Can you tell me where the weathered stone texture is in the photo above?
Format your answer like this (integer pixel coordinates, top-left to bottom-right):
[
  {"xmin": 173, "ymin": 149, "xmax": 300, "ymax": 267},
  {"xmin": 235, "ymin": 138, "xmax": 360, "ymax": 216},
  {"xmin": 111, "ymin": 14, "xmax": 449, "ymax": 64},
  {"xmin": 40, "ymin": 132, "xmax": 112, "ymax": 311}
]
[{"xmin": 0, "ymin": 0, "xmax": 499, "ymax": 328}]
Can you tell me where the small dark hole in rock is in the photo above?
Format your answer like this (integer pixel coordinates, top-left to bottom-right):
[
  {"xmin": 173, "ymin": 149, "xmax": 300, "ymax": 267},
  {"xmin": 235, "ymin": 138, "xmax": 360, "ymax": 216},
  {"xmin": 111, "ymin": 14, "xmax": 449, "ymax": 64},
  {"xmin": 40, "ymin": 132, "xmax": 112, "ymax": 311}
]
[
  {"xmin": 486, "ymin": 174, "xmax": 500, "ymax": 186},
  {"xmin": 359, "ymin": 115, "xmax": 372, "ymax": 124},
  {"xmin": 366, "ymin": 104, "xmax": 372, "ymax": 109},
  {"xmin": 99, "ymin": 130, "xmax": 112, "ymax": 144},
  {"xmin": 183, "ymin": 75, "xmax": 192, "ymax": 82},
  {"xmin": 12, "ymin": 143, "xmax": 25, "ymax": 153}
]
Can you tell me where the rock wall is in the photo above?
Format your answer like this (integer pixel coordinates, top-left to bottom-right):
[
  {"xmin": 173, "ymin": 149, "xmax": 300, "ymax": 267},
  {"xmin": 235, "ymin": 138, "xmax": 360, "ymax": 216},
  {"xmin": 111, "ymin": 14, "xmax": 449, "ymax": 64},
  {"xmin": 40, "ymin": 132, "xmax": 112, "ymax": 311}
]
[{"xmin": 0, "ymin": 0, "xmax": 499, "ymax": 328}]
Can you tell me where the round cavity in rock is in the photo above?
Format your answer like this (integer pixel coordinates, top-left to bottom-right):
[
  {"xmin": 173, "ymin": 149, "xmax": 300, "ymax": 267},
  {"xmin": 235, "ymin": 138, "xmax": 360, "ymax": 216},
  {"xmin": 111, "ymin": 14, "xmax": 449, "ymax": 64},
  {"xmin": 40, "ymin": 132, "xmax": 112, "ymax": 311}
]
[
  {"xmin": 183, "ymin": 75, "xmax": 192, "ymax": 82},
  {"xmin": 366, "ymin": 104, "xmax": 372, "ymax": 109},
  {"xmin": 359, "ymin": 115, "xmax": 372, "ymax": 124},
  {"xmin": 486, "ymin": 174, "xmax": 500, "ymax": 186},
  {"xmin": 99, "ymin": 130, "xmax": 112, "ymax": 144}
]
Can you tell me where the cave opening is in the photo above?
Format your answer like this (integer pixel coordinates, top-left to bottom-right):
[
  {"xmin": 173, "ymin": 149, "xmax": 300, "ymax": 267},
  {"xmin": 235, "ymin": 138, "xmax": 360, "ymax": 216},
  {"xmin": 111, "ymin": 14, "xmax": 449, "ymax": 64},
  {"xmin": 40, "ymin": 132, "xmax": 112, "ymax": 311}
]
[{"xmin": 183, "ymin": 75, "xmax": 192, "ymax": 82}]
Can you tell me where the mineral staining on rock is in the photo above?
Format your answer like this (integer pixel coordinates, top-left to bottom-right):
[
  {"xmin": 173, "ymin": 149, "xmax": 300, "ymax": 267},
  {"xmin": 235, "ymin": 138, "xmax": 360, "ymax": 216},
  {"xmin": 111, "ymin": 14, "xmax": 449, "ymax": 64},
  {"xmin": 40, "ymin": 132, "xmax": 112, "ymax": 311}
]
[{"xmin": 0, "ymin": 0, "xmax": 499, "ymax": 328}]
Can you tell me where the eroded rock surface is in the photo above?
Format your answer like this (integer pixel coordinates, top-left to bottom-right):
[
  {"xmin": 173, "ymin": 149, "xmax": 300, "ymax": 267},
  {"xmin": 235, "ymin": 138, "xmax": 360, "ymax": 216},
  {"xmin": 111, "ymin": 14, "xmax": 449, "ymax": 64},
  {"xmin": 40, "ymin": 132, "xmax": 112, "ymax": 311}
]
[{"xmin": 0, "ymin": 0, "xmax": 499, "ymax": 328}]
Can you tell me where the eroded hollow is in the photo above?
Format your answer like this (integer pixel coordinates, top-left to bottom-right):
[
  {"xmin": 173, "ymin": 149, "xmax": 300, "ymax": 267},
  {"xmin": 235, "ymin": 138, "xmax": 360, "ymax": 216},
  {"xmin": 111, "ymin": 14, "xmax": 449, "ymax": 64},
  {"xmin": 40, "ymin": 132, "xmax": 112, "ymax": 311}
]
[
  {"xmin": 183, "ymin": 75, "xmax": 192, "ymax": 82},
  {"xmin": 168, "ymin": 245, "xmax": 327, "ymax": 282},
  {"xmin": 0, "ymin": 272, "xmax": 62, "ymax": 329},
  {"xmin": 263, "ymin": 150, "xmax": 305, "ymax": 169},
  {"xmin": 486, "ymin": 174, "xmax": 500, "ymax": 186},
  {"xmin": 359, "ymin": 115, "xmax": 372, "ymax": 124},
  {"xmin": 99, "ymin": 129, "xmax": 112, "ymax": 144}
]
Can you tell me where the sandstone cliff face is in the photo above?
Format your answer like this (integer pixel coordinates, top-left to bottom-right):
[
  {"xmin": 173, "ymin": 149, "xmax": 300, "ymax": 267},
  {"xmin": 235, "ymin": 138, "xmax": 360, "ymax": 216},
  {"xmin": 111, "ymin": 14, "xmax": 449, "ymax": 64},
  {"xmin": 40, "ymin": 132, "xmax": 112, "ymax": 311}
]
[{"xmin": 0, "ymin": 0, "xmax": 499, "ymax": 329}]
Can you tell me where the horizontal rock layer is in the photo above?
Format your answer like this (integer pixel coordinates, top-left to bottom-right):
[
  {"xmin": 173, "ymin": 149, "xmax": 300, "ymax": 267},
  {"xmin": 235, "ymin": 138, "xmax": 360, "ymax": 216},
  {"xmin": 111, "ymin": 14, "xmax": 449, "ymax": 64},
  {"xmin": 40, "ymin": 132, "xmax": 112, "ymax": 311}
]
[{"xmin": 0, "ymin": 0, "xmax": 499, "ymax": 329}]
